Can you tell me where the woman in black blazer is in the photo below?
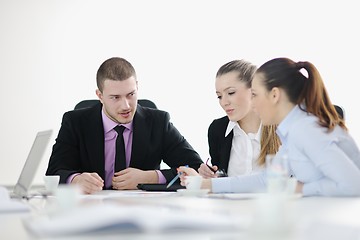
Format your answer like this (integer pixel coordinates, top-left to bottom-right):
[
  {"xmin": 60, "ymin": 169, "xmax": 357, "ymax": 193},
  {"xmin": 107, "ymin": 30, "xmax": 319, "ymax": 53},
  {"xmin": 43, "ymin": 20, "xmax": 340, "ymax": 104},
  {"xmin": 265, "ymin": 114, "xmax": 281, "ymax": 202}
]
[{"xmin": 198, "ymin": 60, "xmax": 281, "ymax": 179}]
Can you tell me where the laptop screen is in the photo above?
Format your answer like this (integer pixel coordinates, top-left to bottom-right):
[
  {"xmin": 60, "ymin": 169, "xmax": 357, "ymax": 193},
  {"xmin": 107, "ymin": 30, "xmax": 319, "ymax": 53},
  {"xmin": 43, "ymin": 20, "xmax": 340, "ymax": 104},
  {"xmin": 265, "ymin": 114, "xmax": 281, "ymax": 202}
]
[{"xmin": 13, "ymin": 129, "xmax": 53, "ymax": 198}]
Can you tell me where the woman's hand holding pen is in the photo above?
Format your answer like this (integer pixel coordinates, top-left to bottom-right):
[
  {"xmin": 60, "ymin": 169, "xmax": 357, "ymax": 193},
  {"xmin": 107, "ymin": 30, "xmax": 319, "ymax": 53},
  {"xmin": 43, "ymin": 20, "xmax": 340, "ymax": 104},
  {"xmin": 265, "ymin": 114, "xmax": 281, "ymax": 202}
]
[
  {"xmin": 198, "ymin": 158, "xmax": 218, "ymax": 179},
  {"xmin": 198, "ymin": 163, "xmax": 218, "ymax": 178}
]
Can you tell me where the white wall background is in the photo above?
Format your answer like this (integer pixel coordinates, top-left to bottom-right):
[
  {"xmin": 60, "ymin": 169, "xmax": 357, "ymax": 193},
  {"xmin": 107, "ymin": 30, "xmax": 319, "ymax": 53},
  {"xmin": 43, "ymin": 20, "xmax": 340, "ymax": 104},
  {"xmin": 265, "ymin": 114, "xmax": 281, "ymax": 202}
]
[{"xmin": 1, "ymin": 0, "xmax": 359, "ymax": 185}]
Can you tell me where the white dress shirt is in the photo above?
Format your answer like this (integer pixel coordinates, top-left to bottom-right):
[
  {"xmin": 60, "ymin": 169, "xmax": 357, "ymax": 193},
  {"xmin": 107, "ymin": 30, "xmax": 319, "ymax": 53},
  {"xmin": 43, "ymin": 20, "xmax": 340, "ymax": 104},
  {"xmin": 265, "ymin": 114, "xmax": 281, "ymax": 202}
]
[
  {"xmin": 226, "ymin": 121, "xmax": 262, "ymax": 177},
  {"xmin": 212, "ymin": 105, "xmax": 360, "ymax": 197}
]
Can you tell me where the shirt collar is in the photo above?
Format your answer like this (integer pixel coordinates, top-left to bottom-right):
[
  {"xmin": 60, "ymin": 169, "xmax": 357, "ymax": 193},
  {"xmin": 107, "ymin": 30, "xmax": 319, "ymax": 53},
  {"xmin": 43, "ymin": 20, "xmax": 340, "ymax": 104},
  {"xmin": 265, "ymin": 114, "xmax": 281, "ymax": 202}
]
[
  {"xmin": 225, "ymin": 120, "xmax": 262, "ymax": 141},
  {"xmin": 225, "ymin": 121, "xmax": 238, "ymax": 137},
  {"xmin": 101, "ymin": 109, "xmax": 133, "ymax": 134},
  {"xmin": 276, "ymin": 104, "xmax": 304, "ymax": 143},
  {"xmin": 252, "ymin": 124, "xmax": 262, "ymax": 141}
]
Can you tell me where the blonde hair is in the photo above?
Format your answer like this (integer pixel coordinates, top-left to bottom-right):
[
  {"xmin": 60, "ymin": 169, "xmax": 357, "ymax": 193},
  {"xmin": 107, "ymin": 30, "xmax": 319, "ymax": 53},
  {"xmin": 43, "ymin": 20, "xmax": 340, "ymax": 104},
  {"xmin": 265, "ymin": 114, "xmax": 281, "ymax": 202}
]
[
  {"xmin": 217, "ymin": 59, "xmax": 281, "ymax": 166},
  {"xmin": 258, "ymin": 125, "xmax": 281, "ymax": 166}
]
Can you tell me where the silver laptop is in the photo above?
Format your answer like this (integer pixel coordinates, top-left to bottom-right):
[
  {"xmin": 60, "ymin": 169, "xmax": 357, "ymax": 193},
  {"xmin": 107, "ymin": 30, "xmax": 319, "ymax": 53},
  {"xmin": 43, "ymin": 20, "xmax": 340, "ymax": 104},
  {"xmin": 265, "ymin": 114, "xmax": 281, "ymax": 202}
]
[{"xmin": 11, "ymin": 129, "xmax": 53, "ymax": 198}]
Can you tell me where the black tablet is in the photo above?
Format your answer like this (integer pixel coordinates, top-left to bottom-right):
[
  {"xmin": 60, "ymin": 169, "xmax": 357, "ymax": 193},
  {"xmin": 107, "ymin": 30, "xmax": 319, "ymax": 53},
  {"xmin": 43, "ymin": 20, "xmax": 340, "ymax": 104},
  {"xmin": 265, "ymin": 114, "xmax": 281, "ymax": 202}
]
[{"xmin": 137, "ymin": 183, "xmax": 185, "ymax": 192}]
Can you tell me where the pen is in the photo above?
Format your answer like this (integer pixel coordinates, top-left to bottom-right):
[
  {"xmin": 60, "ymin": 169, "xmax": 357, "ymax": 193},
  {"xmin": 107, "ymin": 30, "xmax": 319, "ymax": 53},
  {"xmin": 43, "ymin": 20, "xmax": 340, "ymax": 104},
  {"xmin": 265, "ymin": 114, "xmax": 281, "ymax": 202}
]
[
  {"xmin": 206, "ymin": 158, "xmax": 217, "ymax": 173},
  {"xmin": 166, "ymin": 165, "xmax": 188, "ymax": 188}
]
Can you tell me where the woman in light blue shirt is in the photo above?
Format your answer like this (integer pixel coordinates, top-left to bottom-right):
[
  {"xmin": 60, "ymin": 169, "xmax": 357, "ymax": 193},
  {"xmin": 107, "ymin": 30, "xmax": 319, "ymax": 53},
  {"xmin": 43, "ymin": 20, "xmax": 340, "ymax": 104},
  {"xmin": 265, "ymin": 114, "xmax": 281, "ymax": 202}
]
[
  {"xmin": 180, "ymin": 57, "xmax": 360, "ymax": 197},
  {"xmin": 251, "ymin": 57, "xmax": 360, "ymax": 197}
]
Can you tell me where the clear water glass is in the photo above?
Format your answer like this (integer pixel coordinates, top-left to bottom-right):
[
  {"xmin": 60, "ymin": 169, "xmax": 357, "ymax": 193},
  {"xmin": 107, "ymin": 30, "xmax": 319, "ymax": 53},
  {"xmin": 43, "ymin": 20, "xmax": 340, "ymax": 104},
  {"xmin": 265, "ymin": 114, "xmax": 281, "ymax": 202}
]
[{"xmin": 266, "ymin": 154, "xmax": 289, "ymax": 194}]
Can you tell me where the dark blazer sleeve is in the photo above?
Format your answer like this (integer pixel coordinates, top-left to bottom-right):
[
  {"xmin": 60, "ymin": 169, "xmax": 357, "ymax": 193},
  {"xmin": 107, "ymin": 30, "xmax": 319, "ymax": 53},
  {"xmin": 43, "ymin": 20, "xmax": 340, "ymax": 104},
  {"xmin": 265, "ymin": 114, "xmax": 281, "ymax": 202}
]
[
  {"xmin": 46, "ymin": 104, "xmax": 203, "ymax": 185},
  {"xmin": 46, "ymin": 103, "xmax": 105, "ymax": 184},
  {"xmin": 130, "ymin": 106, "xmax": 203, "ymax": 182},
  {"xmin": 208, "ymin": 116, "xmax": 233, "ymax": 172}
]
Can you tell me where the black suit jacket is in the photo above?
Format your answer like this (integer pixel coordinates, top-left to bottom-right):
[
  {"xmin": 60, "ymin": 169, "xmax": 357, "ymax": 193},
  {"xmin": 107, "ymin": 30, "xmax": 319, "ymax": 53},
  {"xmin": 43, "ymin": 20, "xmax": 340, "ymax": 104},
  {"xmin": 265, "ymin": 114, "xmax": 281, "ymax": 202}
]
[
  {"xmin": 46, "ymin": 103, "xmax": 202, "ymax": 187},
  {"xmin": 208, "ymin": 116, "xmax": 233, "ymax": 172}
]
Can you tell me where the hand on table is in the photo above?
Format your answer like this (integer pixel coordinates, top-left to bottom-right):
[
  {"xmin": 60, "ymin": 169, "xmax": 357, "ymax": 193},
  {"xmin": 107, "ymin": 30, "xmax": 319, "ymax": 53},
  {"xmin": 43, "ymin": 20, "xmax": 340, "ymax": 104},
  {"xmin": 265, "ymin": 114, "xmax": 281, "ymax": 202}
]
[
  {"xmin": 112, "ymin": 167, "xmax": 158, "ymax": 190},
  {"xmin": 72, "ymin": 172, "xmax": 104, "ymax": 194}
]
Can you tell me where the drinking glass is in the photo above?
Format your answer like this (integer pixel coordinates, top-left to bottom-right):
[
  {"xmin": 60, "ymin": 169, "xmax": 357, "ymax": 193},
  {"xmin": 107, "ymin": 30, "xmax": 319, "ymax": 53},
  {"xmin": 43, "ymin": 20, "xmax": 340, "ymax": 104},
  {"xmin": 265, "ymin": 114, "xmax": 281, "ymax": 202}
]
[{"xmin": 266, "ymin": 154, "xmax": 289, "ymax": 194}]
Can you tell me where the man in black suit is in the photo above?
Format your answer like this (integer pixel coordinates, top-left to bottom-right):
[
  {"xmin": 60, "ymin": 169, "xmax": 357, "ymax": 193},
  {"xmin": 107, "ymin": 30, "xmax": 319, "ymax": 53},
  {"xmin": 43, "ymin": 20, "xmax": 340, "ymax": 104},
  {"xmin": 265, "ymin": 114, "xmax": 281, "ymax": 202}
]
[{"xmin": 46, "ymin": 57, "xmax": 202, "ymax": 194}]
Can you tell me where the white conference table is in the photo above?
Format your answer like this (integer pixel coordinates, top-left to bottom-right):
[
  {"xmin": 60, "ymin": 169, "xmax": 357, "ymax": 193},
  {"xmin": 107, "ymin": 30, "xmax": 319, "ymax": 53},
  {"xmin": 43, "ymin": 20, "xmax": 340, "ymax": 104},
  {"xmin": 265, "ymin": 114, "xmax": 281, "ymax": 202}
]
[{"xmin": 1, "ymin": 188, "xmax": 360, "ymax": 240}]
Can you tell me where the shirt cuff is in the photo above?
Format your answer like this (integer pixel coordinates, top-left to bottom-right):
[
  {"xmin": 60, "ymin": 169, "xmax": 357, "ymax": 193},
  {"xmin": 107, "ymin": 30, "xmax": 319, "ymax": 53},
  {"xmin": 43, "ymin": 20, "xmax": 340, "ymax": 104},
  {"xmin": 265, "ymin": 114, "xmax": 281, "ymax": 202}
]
[
  {"xmin": 67, "ymin": 173, "xmax": 80, "ymax": 184},
  {"xmin": 156, "ymin": 170, "xmax": 166, "ymax": 184}
]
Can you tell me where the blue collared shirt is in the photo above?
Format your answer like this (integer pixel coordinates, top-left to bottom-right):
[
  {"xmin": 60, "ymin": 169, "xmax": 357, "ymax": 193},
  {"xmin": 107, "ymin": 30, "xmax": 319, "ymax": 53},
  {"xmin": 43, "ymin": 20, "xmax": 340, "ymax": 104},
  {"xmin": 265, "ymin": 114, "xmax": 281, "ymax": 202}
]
[{"xmin": 212, "ymin": 105, "xmax": 360, "ymax": 197}]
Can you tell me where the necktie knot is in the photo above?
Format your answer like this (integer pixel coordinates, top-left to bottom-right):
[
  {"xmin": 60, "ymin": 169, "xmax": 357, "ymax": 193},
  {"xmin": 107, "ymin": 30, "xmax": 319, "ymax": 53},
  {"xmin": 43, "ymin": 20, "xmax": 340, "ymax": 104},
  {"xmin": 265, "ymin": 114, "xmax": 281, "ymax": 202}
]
[{"xmin": 114, "ymin": 125, "xmax": 125, "ymax": 135}]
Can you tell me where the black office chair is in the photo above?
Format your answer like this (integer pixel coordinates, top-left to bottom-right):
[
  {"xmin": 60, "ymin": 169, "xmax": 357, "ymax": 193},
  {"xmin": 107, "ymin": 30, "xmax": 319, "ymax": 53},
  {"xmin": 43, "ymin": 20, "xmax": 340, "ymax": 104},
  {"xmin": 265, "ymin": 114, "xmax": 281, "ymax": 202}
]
[
  {"xmin": 334, "ymin": 104, "xmax": 344, "ymax": 120},
  {"xmin": 74, "ymin": 99, "xmax": 157, "ymax": 110}
]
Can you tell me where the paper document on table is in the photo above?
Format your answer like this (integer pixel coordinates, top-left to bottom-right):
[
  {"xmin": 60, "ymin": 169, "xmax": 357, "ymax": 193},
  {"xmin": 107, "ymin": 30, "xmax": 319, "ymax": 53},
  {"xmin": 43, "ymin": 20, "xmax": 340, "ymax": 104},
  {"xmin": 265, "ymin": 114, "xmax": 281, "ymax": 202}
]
[
  {"xmin": 0, "ymin": 186, "xmax": 30, "ymax": 213},
  {"xmin": 80, "ymin": 190, "xmax": 177, "ymax": 200},
  {"xmin": 23, "ymin": 203, "xmax": 245, "ymax": 237},
  {"xmin": 209, "ymin": 193, "xmax": 302, "ymax": 200}
]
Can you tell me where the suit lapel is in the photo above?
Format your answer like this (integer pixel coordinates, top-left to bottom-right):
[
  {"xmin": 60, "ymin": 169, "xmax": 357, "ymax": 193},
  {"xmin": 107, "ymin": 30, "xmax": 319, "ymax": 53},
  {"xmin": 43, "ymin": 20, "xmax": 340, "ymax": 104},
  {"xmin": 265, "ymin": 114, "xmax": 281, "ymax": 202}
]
[
  {"xmin": 130, "ymin": 105, "xmax": 151, "ymax": 168},
  {"xmin": 83, "ymin": 103, "xmax": 106, "ymax": 180},
  {"xmin": 221, "ymin": 131, "xmax": 233, "ymax": 171}
]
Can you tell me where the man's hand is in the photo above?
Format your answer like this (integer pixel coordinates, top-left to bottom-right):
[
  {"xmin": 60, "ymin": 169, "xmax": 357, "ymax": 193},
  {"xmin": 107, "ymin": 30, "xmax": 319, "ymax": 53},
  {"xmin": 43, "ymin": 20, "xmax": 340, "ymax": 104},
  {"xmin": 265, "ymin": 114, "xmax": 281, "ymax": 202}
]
[
  {"xmin": 198, "ymin": 163, "xmax": 218, "ymax": 179},
  {"xmin": 71, "ymin": 172, "xmax": 104, "ymax": 194},
  {"xmin": 112, "ymin": 168, "xmax": 158, "ymax": 190}
]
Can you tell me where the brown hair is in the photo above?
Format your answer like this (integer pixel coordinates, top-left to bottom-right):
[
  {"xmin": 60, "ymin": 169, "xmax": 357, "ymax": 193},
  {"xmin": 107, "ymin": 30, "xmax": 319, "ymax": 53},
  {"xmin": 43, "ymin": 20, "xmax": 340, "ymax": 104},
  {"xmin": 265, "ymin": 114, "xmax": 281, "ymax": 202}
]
[
  {"xmin": 256, "ymin": 57, "xmax": 346, "ymax": 132},
  {"xmin": 96, "ymin": 57, "xmax": 136, "ymax": 92}
]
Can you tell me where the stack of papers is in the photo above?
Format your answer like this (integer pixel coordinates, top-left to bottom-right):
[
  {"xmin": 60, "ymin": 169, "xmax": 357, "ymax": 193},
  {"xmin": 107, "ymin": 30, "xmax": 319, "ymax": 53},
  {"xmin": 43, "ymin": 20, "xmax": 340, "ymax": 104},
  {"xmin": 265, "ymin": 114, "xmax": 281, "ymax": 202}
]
[{"xmin": 23, "ymin": 203, "xmax": 245, "ymax": 237}]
